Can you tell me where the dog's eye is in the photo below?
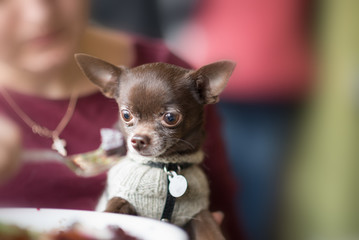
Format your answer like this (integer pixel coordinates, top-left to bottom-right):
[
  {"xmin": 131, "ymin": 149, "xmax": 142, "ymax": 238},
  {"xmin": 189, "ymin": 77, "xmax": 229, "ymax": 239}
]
[
  {"xmin": 162, "ymin": 112, "xmax": 182, "ymax": 127},
  {"xmin": 121, "ymin": 109, "xmax": 133, "ymax": 122}
]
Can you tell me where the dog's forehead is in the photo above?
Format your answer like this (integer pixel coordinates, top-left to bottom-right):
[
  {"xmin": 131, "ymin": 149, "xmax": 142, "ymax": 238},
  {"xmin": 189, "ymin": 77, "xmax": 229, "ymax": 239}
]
[
  {"xmin": 126, "ymin": 79, "xmax": 173, "ymax": 112},
  {"xmin": 118, "ymin": 63, "xmax": 193, "ymax": 114},
  {"xmin": 131, "ymin": 63, "xmax": 190, "ymax": 81}
]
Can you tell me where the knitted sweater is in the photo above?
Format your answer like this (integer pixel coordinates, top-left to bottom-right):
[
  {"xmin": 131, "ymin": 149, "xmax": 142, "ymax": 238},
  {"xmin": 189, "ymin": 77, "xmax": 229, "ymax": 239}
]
[{"xmin": 96, "ymin": 151, "xmax": 209, "ymax": 226}]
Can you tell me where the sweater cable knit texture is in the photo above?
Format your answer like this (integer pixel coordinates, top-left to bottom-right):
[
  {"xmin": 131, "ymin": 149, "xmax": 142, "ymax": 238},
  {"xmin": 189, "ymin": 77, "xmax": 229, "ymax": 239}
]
[{"xmin": 96, "ymin": 151, "xmax": 210, "ymax": 226}]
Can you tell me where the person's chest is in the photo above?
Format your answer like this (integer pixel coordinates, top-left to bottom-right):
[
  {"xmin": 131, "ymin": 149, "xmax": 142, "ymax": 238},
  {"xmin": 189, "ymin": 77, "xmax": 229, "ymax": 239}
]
[{"xmin": 0, "ymin": 91, "xmax": 119, "ymax": 156}]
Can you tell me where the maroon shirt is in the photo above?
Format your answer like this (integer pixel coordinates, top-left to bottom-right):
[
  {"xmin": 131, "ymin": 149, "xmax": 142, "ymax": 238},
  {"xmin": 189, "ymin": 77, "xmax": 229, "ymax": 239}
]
[{"xmin": 0, "ymin": 37, "xmax": 243, "ymax": 239}]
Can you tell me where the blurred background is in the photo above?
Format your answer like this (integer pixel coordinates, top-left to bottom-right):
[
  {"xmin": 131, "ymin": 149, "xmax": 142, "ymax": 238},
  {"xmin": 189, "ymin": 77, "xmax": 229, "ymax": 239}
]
[{"xmin": 91, "ymin": 0, "xmax": 359, "ymax": 239}]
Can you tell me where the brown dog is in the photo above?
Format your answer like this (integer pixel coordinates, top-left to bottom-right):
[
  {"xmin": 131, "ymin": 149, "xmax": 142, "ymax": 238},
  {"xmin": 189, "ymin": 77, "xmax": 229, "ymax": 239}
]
[{"xmin": 75, "ymin": 54, "xmax": 235, "ymax": 240}]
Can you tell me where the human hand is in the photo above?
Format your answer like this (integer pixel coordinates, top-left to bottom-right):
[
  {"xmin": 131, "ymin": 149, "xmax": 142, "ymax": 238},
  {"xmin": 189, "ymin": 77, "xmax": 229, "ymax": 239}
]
[
  {"xmin": 186, "ymin": 210, "xmax": 226, "ymax": 240},
  {"xmin": 211, "ymin": 211, "xmax": 224, "ymax": 226},
  {"xmin": 0, "ymin": 116, "xmax": 21, "ymax": 183}
]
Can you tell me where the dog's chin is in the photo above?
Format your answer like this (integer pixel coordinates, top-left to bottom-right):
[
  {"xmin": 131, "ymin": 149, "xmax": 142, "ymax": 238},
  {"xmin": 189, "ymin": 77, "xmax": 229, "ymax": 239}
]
[
  {"xmin": 137, "ymin": 151, "xmax": 155, "ymax": 157},
  {"xmin": 129, "ymin": 146, "xmax": 167, "ymax": 158}
]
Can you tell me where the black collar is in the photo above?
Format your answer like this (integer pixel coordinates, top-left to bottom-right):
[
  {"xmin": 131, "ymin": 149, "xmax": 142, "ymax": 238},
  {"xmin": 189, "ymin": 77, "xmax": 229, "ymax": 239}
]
[
  {"xmin": 146, "ymin": 161, "xmax": 193, "ymax": 223},
  {"xmin": 145, "ymin": 162, "xmax": 193, "ymax": 172}
]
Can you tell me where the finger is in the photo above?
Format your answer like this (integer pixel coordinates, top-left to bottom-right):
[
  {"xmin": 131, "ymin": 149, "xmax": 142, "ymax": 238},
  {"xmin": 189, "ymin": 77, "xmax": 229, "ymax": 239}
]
[
  {"xmin": 211, "ymin": 211, "xmax": 224, "ymax": 226},
  {"xmin": 0, "ymin": 145, "xmax": 21, "ymax": 183},
  {"xmin": 0, "ymin": 116, "xmax": 22, "ymax": 183},
  {"xmin": 0, "ymin": 117, "xmax": 21, "ymax": 145}
]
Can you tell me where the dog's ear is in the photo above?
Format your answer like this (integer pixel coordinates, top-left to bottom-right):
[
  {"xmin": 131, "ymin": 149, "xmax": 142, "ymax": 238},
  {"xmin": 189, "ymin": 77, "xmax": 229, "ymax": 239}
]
[
  {"xmin": 75, "ymin": 53, "xmax": 125, "ymax": 98},
  {"xmin": 192, "ymin": 61, "xmax": 236, "ymax": 104}
]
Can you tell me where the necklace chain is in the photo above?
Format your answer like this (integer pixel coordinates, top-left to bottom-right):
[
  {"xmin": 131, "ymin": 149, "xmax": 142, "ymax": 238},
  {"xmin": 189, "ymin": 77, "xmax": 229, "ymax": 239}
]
[{"xmin": 0, "ymin": 88, "xmax": 78, "ymax": 156}]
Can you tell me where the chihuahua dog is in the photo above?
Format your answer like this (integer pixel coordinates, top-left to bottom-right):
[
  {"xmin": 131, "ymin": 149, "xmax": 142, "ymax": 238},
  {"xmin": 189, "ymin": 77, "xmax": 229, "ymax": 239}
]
[{"xmin": 75, "ymin": 54, "xmax": 235, "ymax": 240}]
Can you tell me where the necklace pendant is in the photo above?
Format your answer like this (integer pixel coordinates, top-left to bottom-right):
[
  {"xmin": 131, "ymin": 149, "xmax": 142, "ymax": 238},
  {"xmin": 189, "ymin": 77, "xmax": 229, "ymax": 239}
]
[{"xmin": 52, "ymin": 137, "xmax": 67, "ymax": 157}]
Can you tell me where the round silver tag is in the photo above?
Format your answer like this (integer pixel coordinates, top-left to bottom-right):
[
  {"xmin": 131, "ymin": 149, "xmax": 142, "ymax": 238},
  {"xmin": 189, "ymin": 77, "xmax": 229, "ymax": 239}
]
[{"xmin": 168, "ymin": 171, "xmax": 188, "ymax": 198}]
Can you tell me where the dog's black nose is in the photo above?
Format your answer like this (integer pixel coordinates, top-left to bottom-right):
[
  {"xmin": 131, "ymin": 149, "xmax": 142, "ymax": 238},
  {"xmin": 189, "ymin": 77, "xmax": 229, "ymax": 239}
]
[{"xmin": 131, "ymin": 135, "xmax": 150, "ymax": 151}]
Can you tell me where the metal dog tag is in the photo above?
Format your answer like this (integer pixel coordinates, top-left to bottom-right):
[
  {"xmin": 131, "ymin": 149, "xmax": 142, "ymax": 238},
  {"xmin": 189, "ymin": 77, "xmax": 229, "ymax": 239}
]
[{"xmin": 168, "ymin": 171, "xmax": 188, "ymax": 198}]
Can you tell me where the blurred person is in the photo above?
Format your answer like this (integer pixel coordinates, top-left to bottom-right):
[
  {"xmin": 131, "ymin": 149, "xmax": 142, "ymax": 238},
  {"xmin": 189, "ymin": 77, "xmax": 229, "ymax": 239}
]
[
  {"xmin": 167, "ymin": 0, "xmax": 314, "ymax": 239},
  {"xmin": 0, "ymin": 0, "xmax": 243, "ymax": 239},
  {"xmin": 279, "ymin": 0, "xmax": 359, "ymax": 239}
]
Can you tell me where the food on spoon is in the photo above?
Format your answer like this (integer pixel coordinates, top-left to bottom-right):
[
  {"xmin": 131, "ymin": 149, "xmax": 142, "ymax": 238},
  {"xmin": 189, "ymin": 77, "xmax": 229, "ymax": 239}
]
[{"xmin": 66, "ymin": 129, "xmax": 126, "ymax": 177}]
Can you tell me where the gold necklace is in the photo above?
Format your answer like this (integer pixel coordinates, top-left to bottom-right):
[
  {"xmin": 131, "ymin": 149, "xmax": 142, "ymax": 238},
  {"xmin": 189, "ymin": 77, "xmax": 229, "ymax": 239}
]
[{"xmin": 0, "ymin": 88, "xmax": 78, "ymax": 156}]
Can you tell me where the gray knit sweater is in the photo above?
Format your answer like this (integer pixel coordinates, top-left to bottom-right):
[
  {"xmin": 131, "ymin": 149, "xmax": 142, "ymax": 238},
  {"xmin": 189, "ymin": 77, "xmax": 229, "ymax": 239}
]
[{"xmin": 96, "ymin": 151, "xmax": 209, "ymax": 226}]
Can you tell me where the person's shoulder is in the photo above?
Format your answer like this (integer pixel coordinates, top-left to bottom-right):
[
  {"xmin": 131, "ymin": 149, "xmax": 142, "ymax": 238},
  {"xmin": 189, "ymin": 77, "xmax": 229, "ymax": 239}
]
[
  {"xmin": 131, "ymin": 36, "xmax": 191, "ymax": 69},
  {"xmin": 82, "ymin": 26, "xmax": 191, "ymax": 69},
  {"xmin": 81, "ymin": 26, "xmax": 136, "ymax": 67}
]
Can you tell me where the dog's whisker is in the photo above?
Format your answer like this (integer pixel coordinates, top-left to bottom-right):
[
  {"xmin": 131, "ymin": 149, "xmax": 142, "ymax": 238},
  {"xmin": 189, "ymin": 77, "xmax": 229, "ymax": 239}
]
[{"xmin": 168, "ymin": 137, "xmax": 195, "ymax": 150}]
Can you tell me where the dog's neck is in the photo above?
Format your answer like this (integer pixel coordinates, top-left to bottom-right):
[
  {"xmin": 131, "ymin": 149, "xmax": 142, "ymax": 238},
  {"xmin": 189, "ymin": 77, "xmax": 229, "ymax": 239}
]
[{"xmin": 127, "ymin": 150, "xmax": 204, "ymax": 165}]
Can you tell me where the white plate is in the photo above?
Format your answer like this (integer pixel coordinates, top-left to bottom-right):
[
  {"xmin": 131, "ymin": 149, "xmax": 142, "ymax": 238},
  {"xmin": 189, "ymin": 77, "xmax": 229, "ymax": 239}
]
[{"xmin": 0, "ymin": 208, "xmax": 188, "ymax": 240}]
